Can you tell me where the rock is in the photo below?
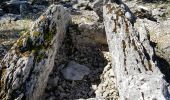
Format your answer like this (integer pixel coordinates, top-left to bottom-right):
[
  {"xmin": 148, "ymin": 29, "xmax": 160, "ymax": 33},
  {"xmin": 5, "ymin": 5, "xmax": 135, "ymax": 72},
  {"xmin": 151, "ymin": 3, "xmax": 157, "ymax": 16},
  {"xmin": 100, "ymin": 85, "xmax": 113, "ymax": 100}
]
[
  {"xmin": 48, "ymin": 77, "xmax": 59, "ymax": 87},
  {"xmin": 71, "ymin": 10, "xmax": 107, "ymax": 45},
  {"xmin": 0, "ymin": 4, "xmax": 70, "ymax": 100},
  {"xmin": 136, "ymin": 18, "xmax": 170, "ymax": 65},
  {"xmin": 103, "ymin": 1, "xmax": 170, "ymax": 100},
  {"xmin": 0, "ymin": 14, "xmax": 21, "ymax": 22},
  {"xmin": 29, "ymin": 0, "xmax": 49, "ymax": 5},
  {"xmin": 91, "ymin": 84, "xmax": 97, "ymax": 90},
  {"xmin": 61, "ymin": 61, "xmax": 90, "ymax": 80},
  {"xmin": 0, "ymin": 9, "xmax": 4, "ymax": 16},
  {"xmin": 1, "ymin": 1, "xmax": 32, "ymax": 15},
  {"xmin": 134, "ymin": 5, "xmax": 157, "ymax": 22},
  {"xmin": 91, "ymin": 0, "xmax": 103, "ymax": 20},
  {"xmin": 156, "ymin": 34, "xmax": 170, "ymax": 63},
  {"xmin": 72, "ymin": 0, "xmax": 89, "ymax": 10}
]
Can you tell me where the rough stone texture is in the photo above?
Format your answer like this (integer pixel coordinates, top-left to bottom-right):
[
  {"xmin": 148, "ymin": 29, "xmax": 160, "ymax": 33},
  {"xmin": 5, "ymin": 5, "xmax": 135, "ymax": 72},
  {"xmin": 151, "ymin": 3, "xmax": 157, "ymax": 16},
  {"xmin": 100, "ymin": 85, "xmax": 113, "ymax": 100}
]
[
  {"xmin": 71, "ymin": 10, "xmax": 107, "ymax": 45},
  {"xmin": 103, "ymin": 1, "xmax": 170, "ymax": 100},
  {"xmin": 139, "ymin": 19, "xmax": 170, "ymax": 64},
  {"xmin": 0, "ymin": 4, "xmax": 70, "ymax": 100}
]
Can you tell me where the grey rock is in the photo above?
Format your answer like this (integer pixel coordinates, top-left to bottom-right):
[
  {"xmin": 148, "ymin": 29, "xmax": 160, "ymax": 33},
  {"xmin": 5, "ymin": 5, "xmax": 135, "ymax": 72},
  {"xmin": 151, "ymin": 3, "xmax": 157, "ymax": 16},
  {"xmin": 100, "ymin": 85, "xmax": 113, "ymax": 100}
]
[
  {"xmin": 48, "ymin": 77, "xmax": 59, "ymax": 87},
  {"xmin": 9, "ymin": 0, "xmax": 27, "ymax": 4},
  {"xmin": 1, "ymin": 1, "xmax": 32, "ymax": 15},
  {"xmin": 0, "ymin": 4, "xmax": 70, "ymax": 100},
  {"xmin": 135, "ymin": 18, "xmax": 170, "ymax": 65},
  {"xmin": 0, "ymin": 9, "xmax": 4, "ymax": 16},
  {"xmin": 61, "ymin": 61, "xmax": 90, "ymax": 80},
  {"xmin": 0, "ymin": 14, "xmax": 21, "ymax": 22},
  {"xmin": 103, "ymin": 1, "xmax": 170, "ymax": 100},
  {"xmin": 71, "ymin": 10, "xmax": 107, "ymax": 45}
]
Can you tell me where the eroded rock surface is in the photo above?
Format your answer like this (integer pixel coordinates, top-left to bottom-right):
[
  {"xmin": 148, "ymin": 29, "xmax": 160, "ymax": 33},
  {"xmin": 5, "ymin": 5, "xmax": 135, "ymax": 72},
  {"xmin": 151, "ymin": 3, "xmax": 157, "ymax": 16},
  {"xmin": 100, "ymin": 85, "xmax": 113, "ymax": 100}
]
[
  {"xmin": 103, "ymin": 1, "xmax": 170, "ymax": 100},
  {"xmin": 0, "ymin": 4, "xmax": 70, "ymax": 100}
]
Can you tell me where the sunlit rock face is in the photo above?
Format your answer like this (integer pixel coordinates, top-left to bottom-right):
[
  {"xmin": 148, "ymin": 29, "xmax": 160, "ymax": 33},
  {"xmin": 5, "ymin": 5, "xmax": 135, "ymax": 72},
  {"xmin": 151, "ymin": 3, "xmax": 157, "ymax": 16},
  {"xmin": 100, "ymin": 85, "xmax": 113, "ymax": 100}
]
[
  {"xmin": 103, "ymin": 1, "xmax": 170, "ymax": 100},
  {"xmin": 0, "ymin": 4, "xmax": 70, "ymax": 100}
]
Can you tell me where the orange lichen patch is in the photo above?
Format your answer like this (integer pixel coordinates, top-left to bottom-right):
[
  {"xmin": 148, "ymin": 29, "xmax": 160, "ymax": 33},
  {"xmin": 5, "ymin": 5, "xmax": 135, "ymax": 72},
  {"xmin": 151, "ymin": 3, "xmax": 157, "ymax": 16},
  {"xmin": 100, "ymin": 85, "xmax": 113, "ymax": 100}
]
[
  {"xmin": 148, "ymin": 60, "xmax": 153, "ymax": 72},
  {"xmin": 39, "ymin": 15, "xmax": 46, "ymax": 22},
  {"xmin": 106, "ymin": 4, "xmax": 112, "ymax": 10},
  {"xmin": 113, "ymin": 19, "xmax": 117, "ymax": 33},
  {"xmin": 125, "ymin": 20, "xmax": 129, "ymax": 33},
  {"xmin": 122, "ymin": 40, "xmax": 127, "ymax": 67},
  {"xmin": 22, "ymin": 51, "xmax": 31, "ymax": 57},
  {"xmin": 17, "ymin": 38, "xmax": 23, "ymax": 47},
  {"xmin": 106, "ymin": 4, "xmax": 115, "ymax": 14},
  {"xmin": 116, "ymin": 9, "xmax": 124, "ymax": 16}
]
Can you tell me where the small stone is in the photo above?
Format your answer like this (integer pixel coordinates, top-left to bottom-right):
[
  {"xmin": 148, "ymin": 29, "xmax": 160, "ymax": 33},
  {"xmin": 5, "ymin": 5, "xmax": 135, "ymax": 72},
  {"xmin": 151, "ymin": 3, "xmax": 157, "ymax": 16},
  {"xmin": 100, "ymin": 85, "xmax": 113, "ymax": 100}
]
[
  {"xmin": 61, "ymin": 61, "xmax": 90, "ymax": 80},
  {"xmin": 92, "ymin": 84, "xmax": 97, "ymax": 90},
  {"xmin": 125, "ymin": 11, "xmax": 132, "ymax": 20}
]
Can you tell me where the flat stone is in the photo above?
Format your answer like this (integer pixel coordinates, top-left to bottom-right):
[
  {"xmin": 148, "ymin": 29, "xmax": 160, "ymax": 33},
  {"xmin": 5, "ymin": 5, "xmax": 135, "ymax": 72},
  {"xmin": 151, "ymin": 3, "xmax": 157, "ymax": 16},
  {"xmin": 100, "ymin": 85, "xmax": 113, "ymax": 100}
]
[{"xmin": 61, "ymin": 61, "xmax": 90, "ymax": 81}]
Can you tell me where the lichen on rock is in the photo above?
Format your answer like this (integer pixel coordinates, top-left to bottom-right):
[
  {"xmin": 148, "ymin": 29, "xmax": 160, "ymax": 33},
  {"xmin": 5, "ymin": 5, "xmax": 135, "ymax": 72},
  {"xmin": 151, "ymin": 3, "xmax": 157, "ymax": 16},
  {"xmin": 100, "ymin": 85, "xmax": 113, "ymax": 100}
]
[
  {"xmin": 103, "ymin": 1, "xmax": 170, "ymax": 100},
  {"xmin": 0, "ymin": 4, "xmax": 70, "ymax": 100}
]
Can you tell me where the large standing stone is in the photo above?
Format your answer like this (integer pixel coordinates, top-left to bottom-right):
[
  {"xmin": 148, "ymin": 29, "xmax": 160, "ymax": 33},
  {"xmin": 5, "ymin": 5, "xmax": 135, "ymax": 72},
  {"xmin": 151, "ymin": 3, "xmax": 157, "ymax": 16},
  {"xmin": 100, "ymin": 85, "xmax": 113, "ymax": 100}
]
[
  {"xmin": 103, "ymin": 1, "xmax": 170, "ymax": 100},
  {"xmin": 0, "ymin": 4, "xmax": 70, "ymax": 100}
]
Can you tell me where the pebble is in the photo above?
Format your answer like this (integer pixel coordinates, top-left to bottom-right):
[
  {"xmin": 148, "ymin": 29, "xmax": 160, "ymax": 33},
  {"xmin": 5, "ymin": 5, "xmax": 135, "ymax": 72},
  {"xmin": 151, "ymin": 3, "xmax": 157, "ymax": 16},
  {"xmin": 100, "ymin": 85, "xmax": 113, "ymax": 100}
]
[{"xmin": 92, "ymin": 84, "xmax": 97, "ymax": 90}]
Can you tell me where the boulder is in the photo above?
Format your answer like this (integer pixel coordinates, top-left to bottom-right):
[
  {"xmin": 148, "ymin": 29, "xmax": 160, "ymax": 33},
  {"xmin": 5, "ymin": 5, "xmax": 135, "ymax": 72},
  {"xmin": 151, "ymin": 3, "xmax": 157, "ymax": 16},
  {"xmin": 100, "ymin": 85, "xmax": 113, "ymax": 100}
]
[
  {"xmin": 103, "ymin": 1, "xmax": 170, "ymax": 100},
  {"xmin": 1, "ymin": 0, "xmax": 32, "ymax": 15},
  {"xmin": 0, "ymin": 4, "xmax": 70, "ymax": 100}
]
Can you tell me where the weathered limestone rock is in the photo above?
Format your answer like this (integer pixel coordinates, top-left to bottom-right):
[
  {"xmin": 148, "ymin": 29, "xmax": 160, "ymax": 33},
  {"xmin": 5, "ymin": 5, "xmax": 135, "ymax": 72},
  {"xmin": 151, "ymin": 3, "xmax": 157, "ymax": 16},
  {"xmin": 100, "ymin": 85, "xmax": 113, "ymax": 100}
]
[
  {"xmin": 0, "ymin": 4, "xmax": 70, "ymax": 100},
  {"xmin": 103, "ymin": 1, "xmax": 170, "ymax": 100}
]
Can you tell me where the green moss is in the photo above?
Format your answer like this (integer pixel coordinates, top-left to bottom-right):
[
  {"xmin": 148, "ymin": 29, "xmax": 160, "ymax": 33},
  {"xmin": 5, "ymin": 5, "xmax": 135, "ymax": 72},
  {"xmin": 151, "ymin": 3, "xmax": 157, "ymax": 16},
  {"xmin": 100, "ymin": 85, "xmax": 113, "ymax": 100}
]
[
  {"xmin": 44, "ymin": 31, "xmax": 55, "ymax": 42},
  {"xmin": 33, "ymin": 31, "xmax": 41, "ymax": 37},
  {"xmin": 18, "ymin": 29, "xmax": 29, "ymax": 37},
  {"xmin": 30, "ymin": 45, "xmax": 47, "ymax": 63},
  {"xmin": 15, "ymin": 29, "xmax": 55, "ymax": 63},
  {"xmin": 17, "ymin": 38, "xmax": 23, "ymax": 47},
  {"xmin": 35, "ymin": 52, "xmax": 45, "ymax": 62}
]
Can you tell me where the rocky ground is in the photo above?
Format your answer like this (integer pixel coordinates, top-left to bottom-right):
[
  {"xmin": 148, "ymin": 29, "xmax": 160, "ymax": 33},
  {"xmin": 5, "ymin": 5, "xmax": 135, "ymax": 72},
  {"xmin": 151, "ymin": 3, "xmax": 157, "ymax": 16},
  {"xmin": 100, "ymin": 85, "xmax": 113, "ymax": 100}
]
[{"xmin": 0, "ymin": 0, "xmax": 170, "ymax": 100}]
